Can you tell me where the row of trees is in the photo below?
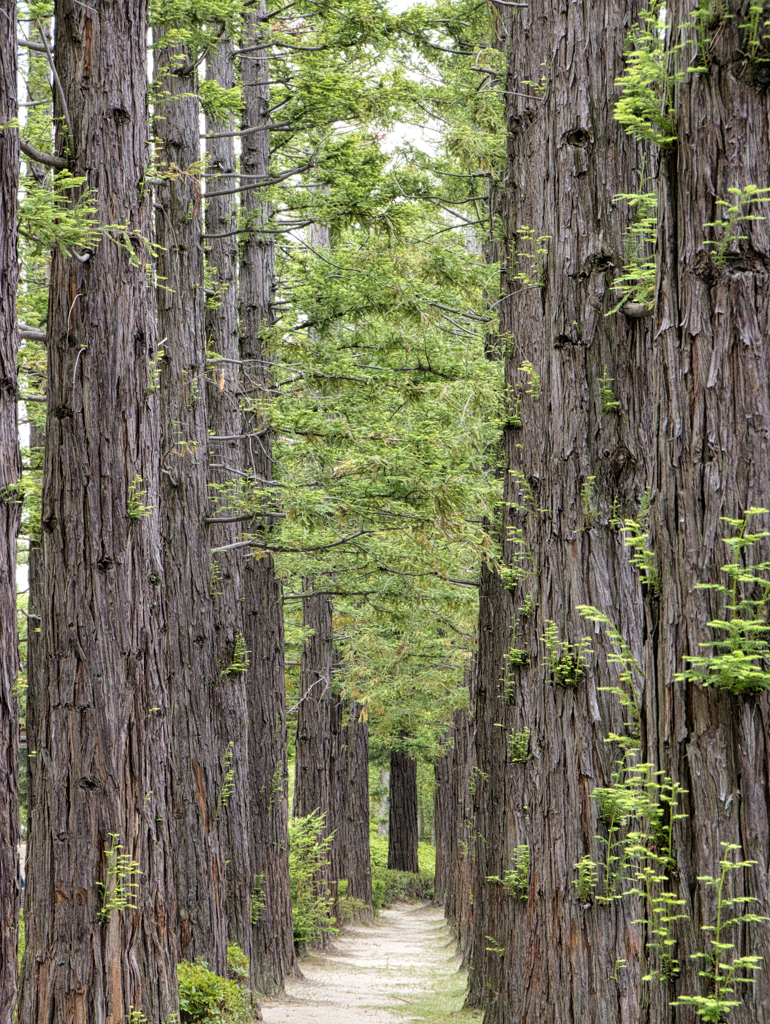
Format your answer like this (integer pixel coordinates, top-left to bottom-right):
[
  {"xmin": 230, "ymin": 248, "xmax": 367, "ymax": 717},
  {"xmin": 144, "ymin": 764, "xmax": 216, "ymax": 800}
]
[
  {"xmin": 432, "ymin": 0, "xmax": 770, "ymax": 1022},
  {"xmin": 1, "ymin": 0, "xmax": 498, "ymax": 1019},
  {"xmin": 3, "ymin": 0, "xmax": 770, "ymax": 1022}
]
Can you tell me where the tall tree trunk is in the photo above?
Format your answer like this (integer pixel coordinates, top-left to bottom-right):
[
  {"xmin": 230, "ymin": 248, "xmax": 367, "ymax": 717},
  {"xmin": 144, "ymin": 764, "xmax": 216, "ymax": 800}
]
[
  {"xmin": 294, "ymin": 588, "xmax": 333, "ymax": 822},
  {"xmin": 293, "ymin": 586, "xmax": 334, "ymax": 939},
  {"xmin": 240, "ymin": 5, "xmax": 296, "ymax": 992},
  {"xmin": 387, "ymin": 749, "xmax": 418, "ymax": 874},
  {"xmin": 18, "ymin": 0, "xmax": 178, "ymax": 1016},
  {"xmin": 642, "ymin": 7, "xmax": 770, "ymax": 1019},
  {"xmin": 328, "ymin": 689, "xmax": 346, "ymax": 886},
  {"xmin": 205, "ymin": 31, "xmax": 254, "ymax": 979},
  {"xmin": 343, "ymin": 702, "xmax": 372, "ymax": 906},
  {"xmin": 0, "ymin": 15, "xmax": 20, "ymax": 1021},
  {"xmin": 153, "ymin": 27, "xmax": 227, "ymax": 974},
  {"xmin": 470, "ymin": 0, "xmax": 651, "ymax": 1020}
]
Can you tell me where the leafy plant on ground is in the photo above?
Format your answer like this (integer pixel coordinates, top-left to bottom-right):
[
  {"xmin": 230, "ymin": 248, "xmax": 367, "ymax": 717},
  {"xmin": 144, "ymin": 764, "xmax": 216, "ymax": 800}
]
[
  {"xmin": 177, "ymin": 958, "xmax": 253, "ymax": 1023},
  {"xmin": 289, "ymin": 810, "xmax": 336, "ymax": 946}
]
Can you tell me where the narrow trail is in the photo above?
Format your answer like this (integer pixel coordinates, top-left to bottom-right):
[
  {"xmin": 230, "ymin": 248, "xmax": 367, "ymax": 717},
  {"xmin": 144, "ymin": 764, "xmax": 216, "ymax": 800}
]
[{"xmin": 260, "ymin": 904, "xmax": 472, "ymax": 1024}]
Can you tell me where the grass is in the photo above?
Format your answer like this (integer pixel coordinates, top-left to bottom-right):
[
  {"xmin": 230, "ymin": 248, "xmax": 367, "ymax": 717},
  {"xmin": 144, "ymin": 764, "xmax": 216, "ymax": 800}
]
[{"xmin": 390, "ymin": 917, "xmax": 482, "ymax": 1024}]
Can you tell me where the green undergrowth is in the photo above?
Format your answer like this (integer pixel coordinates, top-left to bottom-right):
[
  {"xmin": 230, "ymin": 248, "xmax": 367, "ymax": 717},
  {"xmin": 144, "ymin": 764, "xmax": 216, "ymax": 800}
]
[
  {"xmin": 370, "ymin": 830, "xmax": 436, "ymax": 910},
  {"xmin": 177, "ymin": 944, "xmax": 257, "ymax": 1024}
]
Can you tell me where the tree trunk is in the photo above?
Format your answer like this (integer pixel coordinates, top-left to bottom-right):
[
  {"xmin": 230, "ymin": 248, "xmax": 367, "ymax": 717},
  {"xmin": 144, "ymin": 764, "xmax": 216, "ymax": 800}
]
[
  {"xmin": 205, "ymin": 31, "xmax": 255, "ymax": 981},
  {"xmin": 153, "ymin": 26, "xmax": 227, "ymax": 975},
  {"xmin": 387, "ymin": 749, "xmax": 419, "ymax": 874},
  {"xmin": 469, "ymin": 0, "xmax": 651, "ymax": 1020},
  {"xmin": 642, "ymin": 7, "xmax": 770, "ymax": 1019},
  {"xmin": 328, "ymin": 690, "xmax": 346, "ymax": 886},
  {"xmin": 294, "ymin": 588, "xmax": 333, "ymax": 822},
  {"xmin": 240, "ymin": 5, "xmax": 296, "ymax": 993},
  {"xmin": 293, "ymin": 586, "xmax": 334, "ymax": 939},
  {"xmin": 0, "ymin": 13, "xmax": 20, "ymax": 1020},
  {"xmin": 343, "ymin": 702, "xmax": 372, "ymax": 906},
  {"xmin": 377, "ymin": 769, "xmax": 389, "ymax": 837},
  {"xmin": 18, "ymin": 0, "xmax": 178, "ymax": 1016}
]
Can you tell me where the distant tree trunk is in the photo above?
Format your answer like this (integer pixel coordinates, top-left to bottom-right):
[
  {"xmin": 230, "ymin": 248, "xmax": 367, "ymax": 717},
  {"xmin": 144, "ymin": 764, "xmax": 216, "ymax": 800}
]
[
  {"xmin": 344, "ymin": 702, "xmax": 372, "ymax": 906},
  {"xmin": 240, "ymin": 5, "xmax": 296, "ymax": 993},
  {"xmin": 0, "ymin": 12, "xmax": 20, "ymax": 1020},
  {"xmin": 433, "ymin": 741, "xmax": 451, "ymax": 905},
  {"xmin": 387, "ymin": 749, "xmax": 418, "ymax": 874},
  {"xmin": 328, "ymin": 696, "xmax": 371, "ymax": 906},
  {"xmin": 641, "ymin": 6, "xmax": 770, "ymax": 1019},
  {"xmin": 328, "ymin": 689, "xmax": 346, "ymax": 885},
  {"xmin": 377, "ymin": 769, "xmax": 389, "ymax": 836},
  {"xmin": 154, "ymin": 25, "xmax": 226, "ymax": 975},
  {"xmin": 18, "ymin": 0, "xmax": 178, "ymax": 1016},
  {"xmin": 293, "ymin": 585, "xmax": 334, "ymax": 938},
  {"xmin": 469, "ymin": 0, "xmax": 650, "ymax": 1020},
  {"xmin": 294, "ymin": 587, "xmax": 333, "ymax": 822},
  {"xmin": 205, "ymin": 31, "xmax": 254, "ymax": 980},
  {"xmin": 444, "ymin": 706, "xmax": 475, "ymax": 960}
]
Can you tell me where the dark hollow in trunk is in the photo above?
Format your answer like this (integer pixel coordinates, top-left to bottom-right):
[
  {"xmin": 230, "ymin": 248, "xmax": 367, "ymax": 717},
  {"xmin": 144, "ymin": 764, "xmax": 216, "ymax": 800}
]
[{"xmin": 387, "ymin": 749, "xmax": 419, "ymax": 874}]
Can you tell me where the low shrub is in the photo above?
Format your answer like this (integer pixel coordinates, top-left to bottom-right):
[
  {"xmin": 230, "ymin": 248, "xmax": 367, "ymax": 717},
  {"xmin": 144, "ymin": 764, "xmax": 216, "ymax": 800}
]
[
  {"xmin": 289, "ymin": 810, "xmax": 336, "ymax": 946},
  {"xmin": 226, "ymin": 943, "xmax": 249, "ymax": 985},
  {"xmin": 177, "ymin": 959, "xmax": 254, "ymax": 1024},
  {"xmin": 371, "ymin": 866, "xmax": 433, "ymax": 911}
]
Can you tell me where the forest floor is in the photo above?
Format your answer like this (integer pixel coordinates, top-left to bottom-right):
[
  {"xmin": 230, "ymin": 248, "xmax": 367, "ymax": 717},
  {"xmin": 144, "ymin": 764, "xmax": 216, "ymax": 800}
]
[{"xmin": 260, "ymin": 903, "xmax": 481, "ymax": 1024}]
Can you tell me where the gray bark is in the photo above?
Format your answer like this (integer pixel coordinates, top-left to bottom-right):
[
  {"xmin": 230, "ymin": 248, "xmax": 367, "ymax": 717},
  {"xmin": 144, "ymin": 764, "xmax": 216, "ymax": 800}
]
[
  {"xmin": 205, "ymin": 31, "xmax": 255, "ymax": 983},
  {"xmin": 18, "ymin": 0, "xmax": 178, "ymax": 1016},
  {"xmin": 0, "ymin": 12, "xmax": 20, "ymax": 1021},
  {"xmin": 469, "ymin": 0, "xmax": 651, "ymax": 1020},
  {"xmin": 239, "ymin": 5, "xmax": 296, "ymax": 992},
  {"xmin": 154, "ymin": 25, "xmax": 227, "ymax": 974},
  {"xmin": 642, "ymin": 5, "xmax": 770, "ymax": 1019}
]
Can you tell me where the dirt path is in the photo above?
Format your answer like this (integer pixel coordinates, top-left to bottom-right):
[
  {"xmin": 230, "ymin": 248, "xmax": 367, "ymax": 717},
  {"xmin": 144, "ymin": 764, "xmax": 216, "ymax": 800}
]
[{"xmin": 260, "ymin": 903, "xmax": 473, "ymax": 1024}]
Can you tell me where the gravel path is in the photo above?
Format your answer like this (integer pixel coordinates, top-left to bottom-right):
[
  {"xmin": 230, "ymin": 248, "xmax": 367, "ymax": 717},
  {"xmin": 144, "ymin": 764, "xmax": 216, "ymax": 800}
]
[{"xmin": 260, "ymin": 903, "xmax": 461, "ymax": 1024}]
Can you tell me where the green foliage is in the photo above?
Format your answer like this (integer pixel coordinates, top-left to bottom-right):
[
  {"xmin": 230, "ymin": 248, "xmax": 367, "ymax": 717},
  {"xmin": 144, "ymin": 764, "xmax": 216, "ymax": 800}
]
[
  {"xmin": 97, "ymin": 834, "xmax": 141, "ymax": 923},
  {"xmin": 488, "ymin": 845, "xmax": 529, "ymax": 900},
  {"xmin": 677, "ymin": 509, "xmax": 770, "ymax": 694},
  {"xmin": 623, "ymin": 519, "xmax": 660, "ymax": 592},
  {"xmin": 703, "ymin": 185, "xmax": 770, "ymax": 266},
  {"xmin": 250, "ymin": 873, "xmax": 265, "ymax": 925},
  {"xmin": 127, "ymin": 476, "xmax": 153, "ymax": 521},
  {"xmin": 19, "ymin": 170, "xmax": 99, "ymax": 257},
  {"xmin": 599, "ymin": 367, "xmax": 620, "ymax": 412},
  {"xmin": 573, "ymin": 855, "xmax": 598, "ymax": 903},
  {"xmin": 609, "ymin": 184, "xmax": 657, "ymax": 313},
  {"xmin": 740, "ymin": 2, "xmax": 770, "ymax": 60},
  {"xmin": 614, "ymin": 1, "xmax": 683, "ymax": 147},
  {"xmin": 226, "ymin": 943, "xmax": 249, "ymax": 985},
  {"xmin": 289, "ymin": 811, "xmax": 336, "ymax": 945},
  {"xmin": 542, "ymin": 621, "xmax": 591, "ymax": 687},
  {"xmin": 508, "ymin": 727, "xmax": 531, "ymax": 763},
  {"xmin": 672, "ymin": 844, "xmax": 768, "ymax": 1021},
  {"xmin": 222, "ymin": 633, "xmax": 249, "ymax": 676},
  {"xmin": 581, "ymin": 476, "xmax": 597, "ymax": 528},
  {"xmin": 217, "ymin": 742, "xmax": 235, "ymax": 818},
  {"xmin": 512, "ymin": 227, "xmax": 550, "ymax": 288},
  {"xmin": 177, "ymin": 959, "xmax": 253, "ymax": 1023}
]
